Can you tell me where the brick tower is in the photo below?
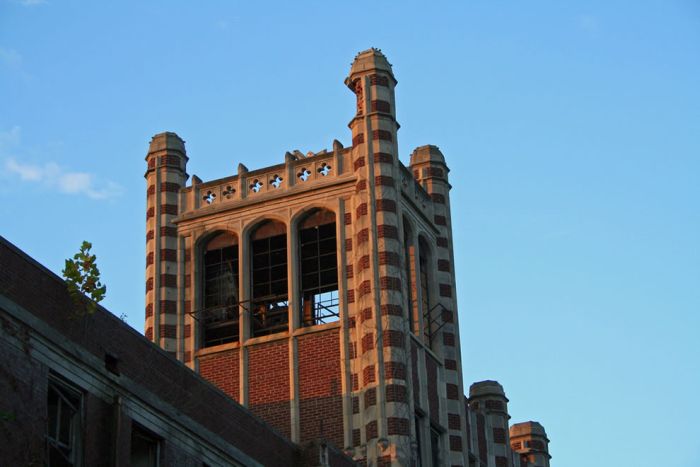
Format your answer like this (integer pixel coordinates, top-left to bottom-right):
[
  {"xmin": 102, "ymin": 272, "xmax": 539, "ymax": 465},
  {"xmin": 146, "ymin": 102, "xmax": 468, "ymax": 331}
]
[
  {"xmin": 144, "ymin": 132, "xmax": 188, "ymax": 356},
  {"xmin": 143, "ymin": 49, "xmax": 472, "ymax": 465}
]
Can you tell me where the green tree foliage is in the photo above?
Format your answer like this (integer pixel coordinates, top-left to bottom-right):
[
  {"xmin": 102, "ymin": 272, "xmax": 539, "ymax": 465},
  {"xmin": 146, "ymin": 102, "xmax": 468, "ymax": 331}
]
[{"xmin": 62, "ymin": 241, "xmax": 106, "ymax": 315}]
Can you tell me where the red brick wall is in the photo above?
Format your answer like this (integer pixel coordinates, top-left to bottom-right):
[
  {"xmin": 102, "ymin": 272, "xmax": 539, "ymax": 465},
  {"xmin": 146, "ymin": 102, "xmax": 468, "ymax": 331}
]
[
  {"xmin": 248, "ymin": 340, "xmax": 291, "ymax": 438},
  {"xmin": 199, "ymin": 349, "xmax": 240, "ymax": 402},
  {"xmin": 298, "ymin": 329, "xmax": 343, "ymax": 448}
]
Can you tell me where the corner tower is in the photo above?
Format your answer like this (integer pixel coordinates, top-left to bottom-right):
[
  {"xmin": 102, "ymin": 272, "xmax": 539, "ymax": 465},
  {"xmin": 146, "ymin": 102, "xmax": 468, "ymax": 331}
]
[
  {"xmin": 510, "ymin": 421, "xmax": 551, "ymax": 467},
  {"xmin": 144, "ymin": 132, "xmax": 188, "ymax": 355}
]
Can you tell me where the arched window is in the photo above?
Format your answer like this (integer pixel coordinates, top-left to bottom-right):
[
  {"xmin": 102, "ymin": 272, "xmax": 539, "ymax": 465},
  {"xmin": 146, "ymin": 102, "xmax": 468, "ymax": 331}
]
[
  {"xmin": 250, "ymin": 220, "xmax": 288, "ymax": 337},
  {"xmin": 299, "ymin": 209, "xmax": 338, "ymax": 326},
  {"xmin": 403, "ymin": 218, "xmax": 417, "ymax": 334},
  {"xmin": 202, "ymin": 232, "xmax": 239, "ymax": 347},
  {"xmin": 419, "ymin": 236, "xmax": 432, "ymax": 347}
]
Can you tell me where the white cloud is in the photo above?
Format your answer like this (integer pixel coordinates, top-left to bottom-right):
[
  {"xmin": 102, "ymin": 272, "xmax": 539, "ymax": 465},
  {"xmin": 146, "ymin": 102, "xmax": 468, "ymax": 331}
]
[{"xmin": 4, "ymin": 157, "xmax": 124, "ymax": 200}]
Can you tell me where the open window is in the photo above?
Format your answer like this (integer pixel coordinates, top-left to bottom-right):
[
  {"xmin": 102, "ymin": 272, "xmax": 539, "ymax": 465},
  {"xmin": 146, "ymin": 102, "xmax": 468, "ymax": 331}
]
[
  {"xmin": 251, "ymin": 220, "xmax": 288, "ymax": 336},
  {"xmin": 47, "ymin": 375, "xmax": 82, "ymax": 467},
  {"xmin": 201, "ymin": 232, "xmax": 239, "ymax": 347},
  {"xmin": 299, "ymin": 209, "xmax": 339, "ymax": 326}
]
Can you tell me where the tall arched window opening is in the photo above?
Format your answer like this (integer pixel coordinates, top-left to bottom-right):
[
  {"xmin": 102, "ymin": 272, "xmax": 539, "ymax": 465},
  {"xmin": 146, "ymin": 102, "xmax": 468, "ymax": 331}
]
[
  {"xmin": 202, "ymin": 232, "xmax": 239, "ymax": 347},
  {"xmin": 403, "ymin": 219, "xmax": 417, "ymax": 334},
  {"xmin": 299, "ymin": 209, "xmax": 338, "ymax": 326},
  {"xmin": 251, "ymin": 220, "xmax": 288, "ymax": 337},
  {"xmin": 419, "ymin": 236, "xmax": 432, "ymax": 347}
]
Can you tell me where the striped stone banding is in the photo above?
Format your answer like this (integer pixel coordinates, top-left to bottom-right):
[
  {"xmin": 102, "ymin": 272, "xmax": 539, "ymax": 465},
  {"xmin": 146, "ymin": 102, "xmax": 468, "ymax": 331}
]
[
  {"xmin": 370, "ymin": 100, "xmax": 391, "ymax": 113},
  {"xmin": 362, "ymin": 365, "xmax": 375, "ymax": 385},
  {"xmin": 376, "ymin": 199, "xmax": 396, "ymax": 212},
  {"xmin": 380, "ymin": 304, "xmax": 402, "ymax": 316},
  {"xmin": 379, "ymin": 276, "xmax": 402, "ymax": 291},
  {"xmin": 357, "ymin": 280, "xmax": 371, "ymax": 298},
  {"xmin": 372, "ymin": 130, "xmax": 393, "ymax": 142},
  {"xmin": 374, "ymin": 152, "xmax": 393, "ymax": 164},
  {"xmin": 364, "ymin": 387, "xmax": 377, "ymax": 407},
  {"xmin": 388, "ymin": 417, "xmax": 409, "ymax": 436},
  {"xmin": 161, "ymin": 204, "xmax": 178, "ymax": 215},
  {"xmin": 365, "ymin": 420, "xmax": 378, "ymax": 440},
  {"xmin": 159, "ymin": 324, "xmax": 176, "ymax": 338},
  {"xmin": 375, "ymin": 175, "xmax": 394, "ymax": 186},
  {"xmin": 382, "ymin": 329, "xmax": 404, "ymax": 348},
  {"xmin": 377, "ymin": 224, "xmax": 398, "ymax": 239},
  {"xmin": 361, "ymin": 333, "xmax": 375, "ymax": 354},
  {"xmin": 378, "ymin": 251, "xmax": 400, "ymax": 266},
  {"xmin": 384, "ymin": 361, "xmax": 406, "ymax": 380},
  {"xmin": 160, "ymin": 182, "xmax": 180, "ymax": 193},
  {"xmin": 385, "ymin": 384, "xmax": 407, "ymax": 403},
  {"xmin": 160, "ymin": 274, "xmax": 177, "ymax": 288},
  {"xmin": 439, "ymin": 283, "xmax": 452, "ymax": 298},
  {"xmin": 160, "ymin": 300, "xmax": 176, "ymax": 314}
]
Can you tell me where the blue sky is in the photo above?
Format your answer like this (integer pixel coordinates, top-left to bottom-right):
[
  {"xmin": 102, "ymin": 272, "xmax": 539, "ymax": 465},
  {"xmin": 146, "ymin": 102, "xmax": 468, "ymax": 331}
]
[{"xmin": 1, "ymin": 1, "xmax": 698, "ymax": 465}]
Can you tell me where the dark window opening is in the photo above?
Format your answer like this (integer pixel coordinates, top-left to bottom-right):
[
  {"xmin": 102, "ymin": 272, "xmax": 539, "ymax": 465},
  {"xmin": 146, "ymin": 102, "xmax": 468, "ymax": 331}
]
[
  {"xmin": 419, "ymin": 242, "xmax": 432, "ymax": 348},
  {"xmin": 130, "ymin": 424, "xmax": 159, "ymax": 467},
  {"xmin": 47, "ymin": 377, "xmax": 82, "ymax": 467},
  {"xmin": 299, "ymin": 211, "xmax": 338, "ymax": 326},
  {"xmin": 251, "ymin": 221, "xmax": 288, "ymax": 336},
  {"xmin": 403, "ymin": 220, "xmax": 417, "ymax": 334},
  {"xmin": 414, "ymin": 415, "xmax": 423, "ymax": 466},
  {"xmin": 202, "ymin": 233, "xmax": 239, "ymax": 347},
  {"xmin": 430, "ymin": 425, "xmax": 441, "ymax": 467}
]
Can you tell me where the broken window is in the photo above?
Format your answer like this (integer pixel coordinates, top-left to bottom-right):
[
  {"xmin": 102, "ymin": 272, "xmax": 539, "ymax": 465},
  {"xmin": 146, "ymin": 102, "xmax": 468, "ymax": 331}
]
[
  {"xmin": 299, "ymin": 209, "xmax": 338, "ymax": 326},
  {"xmin": 251, "ymin": 221, "xmax": 288, "ymax": 336},
  {"xmin": 47, "ymin": 376, "xmax": 82, "ymax": 467},
  {"xmin": 202, "ymin": 232, "xmax": 239, "ymax": 347}
]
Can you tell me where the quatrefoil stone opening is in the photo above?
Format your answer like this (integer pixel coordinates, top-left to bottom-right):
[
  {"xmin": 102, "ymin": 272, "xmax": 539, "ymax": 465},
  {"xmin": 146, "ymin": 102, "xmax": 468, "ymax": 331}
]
[
  {"xmin": 298, "ymin": 168, "xmax": 311, "ymax": 181},
  {"xmin": 203, "ymin": 191, "xmax": 216, "ymax": 204},
  {"xmin": 318, "ymin": 163, "xmax": 332, "ymax": 176},
  {"xmin": 222, "ymin": 186, "xmax": 235, "ymax": 198},
  {"xmin": 271, "ymin": 175, "xmax": 283, "ymax": 188},
  {"xmin": 250, "ymin": 179, "xmax": 264, "ymax": 193}
]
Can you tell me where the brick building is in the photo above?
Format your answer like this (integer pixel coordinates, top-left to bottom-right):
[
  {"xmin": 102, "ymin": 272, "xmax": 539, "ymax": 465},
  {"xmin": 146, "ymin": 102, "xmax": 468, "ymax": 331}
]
[
  {"xmin": 142, "ymin": 48, "xmax": 552, "ymax": 466},
  {"xmin": 0, "ymin": 236, "xmax": 358, "ymax": 466}
]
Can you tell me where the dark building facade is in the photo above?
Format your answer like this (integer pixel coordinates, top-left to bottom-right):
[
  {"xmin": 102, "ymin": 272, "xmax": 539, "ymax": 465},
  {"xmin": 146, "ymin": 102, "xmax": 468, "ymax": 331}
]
[{"xmin": 0, "ymin": 236, "xmax": 353, "ymax": 466}]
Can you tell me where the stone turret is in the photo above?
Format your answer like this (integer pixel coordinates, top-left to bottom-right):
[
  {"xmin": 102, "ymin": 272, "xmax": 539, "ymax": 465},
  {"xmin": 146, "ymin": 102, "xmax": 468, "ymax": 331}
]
[
  {"xmin": 144, "ymin": 132, "xmax": 188, "ymax": 355},
  {"xmin": 469, "ymin": 381, "xmax": 513, "ymax": 467},
  {"xmin": 510, "ymin": 421, "xmax": 551, "ymax": 467}
]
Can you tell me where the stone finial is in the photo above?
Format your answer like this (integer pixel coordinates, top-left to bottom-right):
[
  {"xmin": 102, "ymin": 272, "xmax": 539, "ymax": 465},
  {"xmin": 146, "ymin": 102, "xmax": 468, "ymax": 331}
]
[
  {"xmin": 410, "ymin": 145, "xmax": 446, "ymax": 166},
  {"xmin": 333, "ymin": 139, "xmax": 344, "ymax": 152},
  {"xmin": 237, "ymin": 163, "xmax": 249, "ymax": 175},
  {"xmin": 148, "ymin": 131, "xmax": 186, "ymax": 155},
  {"xmin": 469, "ymin": 380, "xmax": 506, "ymax": 398},
  {"xmin": 191, "ymin": 175, "xmax": 202, "ymax": 186},
  {"xmin": 345, "ymin": 48, "xmax": 396, "ymax": 88}
]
